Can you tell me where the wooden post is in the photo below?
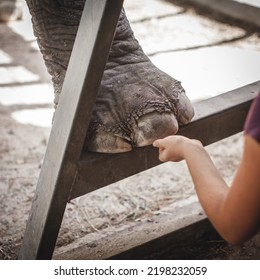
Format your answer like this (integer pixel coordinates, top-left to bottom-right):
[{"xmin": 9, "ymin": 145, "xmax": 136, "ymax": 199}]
[{"xmin": 18, "ymin": 0, "xmax": 124, "ymax": 259}]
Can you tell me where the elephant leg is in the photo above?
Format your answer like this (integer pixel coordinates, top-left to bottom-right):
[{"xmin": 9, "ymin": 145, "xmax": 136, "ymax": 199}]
[{"xmin": 25, "ymin": 1, "xmax": 194, "ymax": 153}]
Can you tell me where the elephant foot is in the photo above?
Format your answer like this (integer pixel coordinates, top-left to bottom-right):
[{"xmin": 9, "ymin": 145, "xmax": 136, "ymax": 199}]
[
  {"xmin": 25, "ymin": 2, "xmax": 194, "ymax": 153},
  {"xmin": 86, "ymin": 20, "xmax": 194, "ymax": 153},
  {"xmin": 85, "ymin": 10, "xmax": 194, "ymax": 153},
  {"xmin": 84, "ymin": 10, "xmax": 194, "ymax": 153},
  {"xmin": 86, "ymin": 56, "xmax": 194, "ymax": 153},
  {"xmin": 0, "ymin": 0, "xmax": 23, "ymax": 22}
]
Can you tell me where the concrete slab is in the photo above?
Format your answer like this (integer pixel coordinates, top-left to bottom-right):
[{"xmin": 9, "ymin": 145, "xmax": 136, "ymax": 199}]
[
  {"xmin": 172, "ymin": 0, "xmax": 260, "ymax": 28},
  {"xmin": 125, "ymin": 0, "xmax": 260, "ymax": 101},
  {"xmin": 152, "ymin": 46, "xmax": 260, "ymax": 100}
]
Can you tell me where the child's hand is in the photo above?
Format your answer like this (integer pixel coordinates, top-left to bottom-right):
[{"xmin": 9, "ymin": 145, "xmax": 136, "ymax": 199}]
[{"xmin": 153, "ymin": 135, "xmax": 202, "ymax": 162}]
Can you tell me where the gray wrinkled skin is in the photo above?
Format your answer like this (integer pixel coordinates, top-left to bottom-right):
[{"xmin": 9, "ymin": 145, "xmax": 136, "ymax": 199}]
[{"xmin": 25, "ymin": 0, "xmax": 194, "ymax": 153}]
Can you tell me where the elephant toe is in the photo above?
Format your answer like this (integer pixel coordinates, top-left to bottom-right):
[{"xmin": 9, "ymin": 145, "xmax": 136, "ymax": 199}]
[
  {"xmin": 133, "ymin": 112, "xmax": 179, "ymax": 147},
  {"xmin": 87, "ymin": 132, "xmax": 132, "ymax": 153},
  {"xmin": 177, "ymin": 93, "xmax": 195, "ymax": 125}
]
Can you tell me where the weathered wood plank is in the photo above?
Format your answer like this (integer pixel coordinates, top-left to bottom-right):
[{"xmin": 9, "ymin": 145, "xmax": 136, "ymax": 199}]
[
  {"xmin": 70, "ymin": 81, "xmax": 259, "ymax": 199},
  {"xmin": 18, "ymin": 0, "xmax": 124, "ymax": 260},
  {"xmin": 54, "ymin": 195, "xmax": 217, "ymax": 260}
]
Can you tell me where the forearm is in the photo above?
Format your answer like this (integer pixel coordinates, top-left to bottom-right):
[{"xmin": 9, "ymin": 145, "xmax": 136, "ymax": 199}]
[
  {"xmin": 183, "ymin": 143, "xmax": 230, "ymax": 236},
  {"xmin": 154, "ymin": 135, "xmax": 260, "ymax": 244}
]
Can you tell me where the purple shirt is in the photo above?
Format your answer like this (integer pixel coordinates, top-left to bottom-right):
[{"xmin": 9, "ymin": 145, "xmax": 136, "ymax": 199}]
[{"xmin": 244, "ymin": 93, "xmax": 260, "ymax": 143}]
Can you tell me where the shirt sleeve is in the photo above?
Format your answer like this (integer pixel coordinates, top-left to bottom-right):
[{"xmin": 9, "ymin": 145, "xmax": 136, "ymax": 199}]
[{"xmin": 244, "ymin": 92, "xmax": 260, "ymax": 143}]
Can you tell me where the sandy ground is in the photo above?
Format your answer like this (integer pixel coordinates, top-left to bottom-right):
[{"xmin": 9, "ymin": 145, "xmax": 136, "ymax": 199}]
[{"xmin": 0, "ymin": 0, "xmax": 260, "ymax": 259}]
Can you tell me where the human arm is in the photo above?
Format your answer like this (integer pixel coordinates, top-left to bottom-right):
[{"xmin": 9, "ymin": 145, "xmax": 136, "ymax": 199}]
[{"xmin": 153, "ymin": 135, "xmax": 260, "ymax": 244}]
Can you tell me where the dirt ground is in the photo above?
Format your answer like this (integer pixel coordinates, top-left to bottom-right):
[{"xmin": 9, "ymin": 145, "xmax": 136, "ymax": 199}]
[{"xmin": 0, "ymin": 0, "xmax": 260, "ymax": 260}]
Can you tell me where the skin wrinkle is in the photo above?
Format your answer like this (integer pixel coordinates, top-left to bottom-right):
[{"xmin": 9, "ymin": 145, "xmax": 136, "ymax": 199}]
[
  {"xmin": 88, "ymin": 99, "xmax": 178, "ymax": 143},
  {"xmin": 26, "ymin": 0, "xmax": 83, "ymax": 103}
]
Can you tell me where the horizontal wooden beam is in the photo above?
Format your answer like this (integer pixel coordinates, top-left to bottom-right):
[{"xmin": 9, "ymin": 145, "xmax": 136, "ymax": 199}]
[
  {"xmin": 54, "ymin": 196, "xmax": 216, "ymax": 260},
  {"xmin": 70, "ymin": 81, "xmax": 259, "ymax": 200}
]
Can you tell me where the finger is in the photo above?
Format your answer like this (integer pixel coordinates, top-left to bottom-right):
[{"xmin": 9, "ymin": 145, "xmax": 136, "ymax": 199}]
[{"xmin": 153, "ymin": 139, "xmax": 162, "ymax": 147}]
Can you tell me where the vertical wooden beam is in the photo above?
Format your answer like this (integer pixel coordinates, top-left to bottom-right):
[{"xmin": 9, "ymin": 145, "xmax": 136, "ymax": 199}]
[{"xmin": 18, "ymin": 0, "xmax": 123, "ymax": 259}]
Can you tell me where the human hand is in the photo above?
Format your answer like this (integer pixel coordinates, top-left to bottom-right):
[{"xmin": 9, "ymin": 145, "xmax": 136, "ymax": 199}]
[{"xmin": 153, "ymin": 135, "xmax": 202, "ymax": 162}]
